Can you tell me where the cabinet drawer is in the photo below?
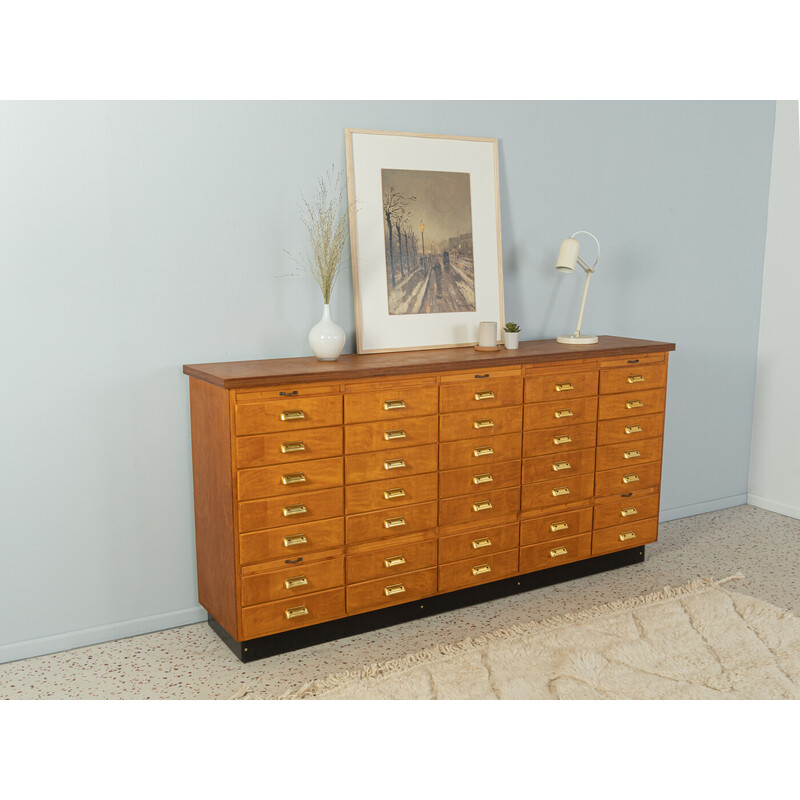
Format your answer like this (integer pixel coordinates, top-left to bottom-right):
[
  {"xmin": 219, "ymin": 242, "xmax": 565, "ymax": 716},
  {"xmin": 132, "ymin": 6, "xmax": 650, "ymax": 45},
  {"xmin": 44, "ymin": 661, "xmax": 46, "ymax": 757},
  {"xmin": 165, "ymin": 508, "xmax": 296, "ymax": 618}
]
[
  {"xmin": 524, "ymin": 369, "xmax": 598, "ymax": 403},
  {"xmin": 239, "ymin": 517, "xmax": 344, "ymax": 565},
  {"xmin": 522, "ymin": 447, "xmax": 595, "ymax": 484},
  {"xmin": 345, "ymin": 443, "xmax": 438, "ymax": 485},
  {"xmin": 600, "ymin": 363, "xmax": 667, "ymax": 394},
  {"xmin": 345, "ymin": 415, "xmax": 438, "ymax": 455},
  {"xmin": 439, "ymin": 432, "xmax": 522, "ymax": 470},
  {"xmin": 439, "ymin": 405, "xmax": 522, "ymax": 443},
  {"xmin": 592, "ymin": 517, "xmax": 658, "ymax": 555},
  {"xmin": 523, "ymin": 396, "xmax": 597, "ymax": 430},
  {"xmin": 438, "ymin": 548, "xmax": 519, "ymax": 593},
  {"xmin": 595, "ymin": 437, "xmax": 662, "ymax": 472},
  {"xmin": 520, "ymin": 507, "xmax": 593, "ymax": 546},
  {"xmin": 594, "ymin": 461, "xmax": 661, "ymax": 498},
  {"xmin": 346, "ymin": 500, "xmax": 438, "ymax": 545},
  {"xmin": 594, "ymin": 493, "xmax": 660, "ymax": 530},
  {"xmin": 521, "ymin": 473, "xmax": 594, "ymax": 513},
  {"xmin": 241, "ymin": 587, "xmax": 346, "ymax": 640},
  {"xmin": 596, "ymin": 413, "xmax": 664, "ymax": 446},
  {"xmin": 344, "ymin": 473, "xmax": 438, "ymax": 515},
  {"xmin": 439, "ymin": 459, "xmax": 521, "ymax": 499},
  {"xmin": 237, "ymin": 457, "xmax": 343, "ymax": 500},
  {"xmin": 344, "ymin": 385, "xmax": 439, "ymax": 424},
  {"xmin": 235, "ymin": 395, "xmax": 342, "ymax": 436},
  {"xmin": 523, "ymin": 422, "xmax": 596, "ymax": 457},
  {"xmin": 597, "ymin": 387, "xmax": 666, "ymax": 420},
  {"xmin": 236, "ymin": 426, "xmax": 343, "ymax": 468},
  {"xmin": 438, "ymin": 522, "xmax": 519, "ymax": 565},
  {"xmin": 346, "ymin": 538, "xmax": 437, "ymax": 584},
  {"xmin": 241, "ymin": 557, "xmax": 344, "ymax": 607},
  {"xmin": 438, "ymin": 486, "xmax": 520, "ymax": 528},
  {"xmin": 346, "ymin": 567, "xmax": 437, "ymax": 615},
  {"xmin": 439, "ymin": 375, "xmax": 523, "ymax": 413},
  {"xmin": 519, "ymin": 532, "xmax": 592, "ymax": 573},
  {"xmin": 238, "ymin": 487, "xmax": 343, "ymax": 533}
]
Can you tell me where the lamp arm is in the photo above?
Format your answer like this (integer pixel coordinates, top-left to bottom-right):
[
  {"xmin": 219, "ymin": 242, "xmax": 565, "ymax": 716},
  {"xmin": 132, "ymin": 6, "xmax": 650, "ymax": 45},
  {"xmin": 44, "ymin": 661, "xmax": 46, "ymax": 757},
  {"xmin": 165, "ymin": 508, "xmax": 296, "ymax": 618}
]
[
  {"xmin": 572, "ymin": 270, "xmax": 593, "ymax": 337},
  {"xmin": 571, "ymin": 230, "xmax": 600, "ymax": 272}
]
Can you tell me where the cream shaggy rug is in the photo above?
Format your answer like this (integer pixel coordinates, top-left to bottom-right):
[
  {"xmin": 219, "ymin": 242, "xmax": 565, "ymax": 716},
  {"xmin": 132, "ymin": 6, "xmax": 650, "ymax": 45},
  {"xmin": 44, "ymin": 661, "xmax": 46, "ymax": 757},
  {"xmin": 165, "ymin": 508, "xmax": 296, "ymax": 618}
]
[{"xmin": 238, "ymin": 575, "xmax": 800, "ymax": 700}]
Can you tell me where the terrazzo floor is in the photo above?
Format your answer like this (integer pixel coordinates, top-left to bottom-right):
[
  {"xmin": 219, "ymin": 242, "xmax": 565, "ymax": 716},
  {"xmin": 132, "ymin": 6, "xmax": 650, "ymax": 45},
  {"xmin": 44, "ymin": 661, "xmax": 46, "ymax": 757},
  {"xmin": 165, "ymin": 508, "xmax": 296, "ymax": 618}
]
[{"xmin": 2, "ymin": 504, "xmax": 798, "ymax": 700}]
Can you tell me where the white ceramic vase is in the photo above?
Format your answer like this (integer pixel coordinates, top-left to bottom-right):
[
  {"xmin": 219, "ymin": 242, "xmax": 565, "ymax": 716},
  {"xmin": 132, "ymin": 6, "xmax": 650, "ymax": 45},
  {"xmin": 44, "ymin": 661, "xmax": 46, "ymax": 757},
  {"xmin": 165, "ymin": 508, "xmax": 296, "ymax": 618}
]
[
  {"xmin": 503, "ymin": 331, "xmax": 520, "ymax": 350},
  {"xmin": 308, "ymin": 303, "xmax": 346, "ymax": 361}
]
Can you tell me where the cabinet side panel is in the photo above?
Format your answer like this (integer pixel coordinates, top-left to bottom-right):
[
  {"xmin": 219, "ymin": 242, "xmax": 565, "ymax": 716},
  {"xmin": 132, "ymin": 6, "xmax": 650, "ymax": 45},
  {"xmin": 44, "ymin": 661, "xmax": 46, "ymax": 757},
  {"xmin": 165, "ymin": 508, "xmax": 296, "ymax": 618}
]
[{"xmin": 189, "ymin": 377, "xmax": 239, "ymax": 638}]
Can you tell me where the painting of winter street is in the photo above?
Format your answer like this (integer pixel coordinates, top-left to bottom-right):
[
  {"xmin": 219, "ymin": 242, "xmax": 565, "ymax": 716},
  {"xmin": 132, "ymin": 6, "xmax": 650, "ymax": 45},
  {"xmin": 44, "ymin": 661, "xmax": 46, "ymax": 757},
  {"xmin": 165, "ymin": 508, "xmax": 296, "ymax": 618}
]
[{"xmin": 381, "ymin": 168, "xmax": 476, "ymax": 315}]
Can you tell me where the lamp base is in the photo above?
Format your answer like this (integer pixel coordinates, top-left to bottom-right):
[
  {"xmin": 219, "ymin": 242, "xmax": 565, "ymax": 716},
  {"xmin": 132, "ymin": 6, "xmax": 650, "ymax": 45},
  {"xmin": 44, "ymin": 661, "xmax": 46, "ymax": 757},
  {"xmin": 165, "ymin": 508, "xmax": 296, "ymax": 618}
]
[{"xmin": 557, "ymin": 334, "xmax": 599, "ymax": 345}]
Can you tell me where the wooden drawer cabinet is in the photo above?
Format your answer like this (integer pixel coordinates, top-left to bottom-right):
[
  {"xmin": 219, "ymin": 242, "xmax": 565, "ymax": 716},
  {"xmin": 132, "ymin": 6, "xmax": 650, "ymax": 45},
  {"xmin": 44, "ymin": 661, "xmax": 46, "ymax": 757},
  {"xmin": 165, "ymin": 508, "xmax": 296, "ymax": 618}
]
[{"xmin": 185, "ymin": 335, "xmax": 673, "ymax": 659}]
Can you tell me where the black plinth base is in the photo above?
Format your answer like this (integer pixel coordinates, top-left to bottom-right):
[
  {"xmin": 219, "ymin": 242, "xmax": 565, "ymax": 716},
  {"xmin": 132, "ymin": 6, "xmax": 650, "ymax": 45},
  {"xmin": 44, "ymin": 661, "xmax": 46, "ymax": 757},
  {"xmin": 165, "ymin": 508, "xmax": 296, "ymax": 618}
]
[{"xmin": 209, "ymin": 546, "xmax": 646, "ymax": 663}]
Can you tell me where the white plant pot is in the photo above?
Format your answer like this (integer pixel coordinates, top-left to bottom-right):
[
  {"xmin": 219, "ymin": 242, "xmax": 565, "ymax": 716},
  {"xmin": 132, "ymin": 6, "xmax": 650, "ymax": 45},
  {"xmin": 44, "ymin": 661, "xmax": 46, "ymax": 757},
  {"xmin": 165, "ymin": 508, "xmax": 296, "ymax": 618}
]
[
  {"xmin": 503, "ymin": 331, "xmax": 520, "ymax": 350},
  {"xmin": 309, "ymin": 303, "xmax": 346, "ymax": 361}
]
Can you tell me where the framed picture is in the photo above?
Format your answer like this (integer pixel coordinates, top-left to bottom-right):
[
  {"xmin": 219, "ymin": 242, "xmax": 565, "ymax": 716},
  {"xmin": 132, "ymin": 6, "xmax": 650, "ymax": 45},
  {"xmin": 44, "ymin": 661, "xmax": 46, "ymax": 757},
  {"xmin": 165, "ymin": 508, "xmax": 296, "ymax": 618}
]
[{"xmin": 345, "ymin": 129, "xmax": 505, "ymax": 354}]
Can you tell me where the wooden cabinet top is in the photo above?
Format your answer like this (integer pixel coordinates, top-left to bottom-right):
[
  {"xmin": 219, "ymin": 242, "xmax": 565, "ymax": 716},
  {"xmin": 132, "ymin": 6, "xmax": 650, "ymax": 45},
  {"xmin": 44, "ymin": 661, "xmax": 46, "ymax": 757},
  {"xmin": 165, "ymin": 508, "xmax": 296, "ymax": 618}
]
[{"xmin": 183, "ymin": 335, "xmax": 676, "ymax": 389}]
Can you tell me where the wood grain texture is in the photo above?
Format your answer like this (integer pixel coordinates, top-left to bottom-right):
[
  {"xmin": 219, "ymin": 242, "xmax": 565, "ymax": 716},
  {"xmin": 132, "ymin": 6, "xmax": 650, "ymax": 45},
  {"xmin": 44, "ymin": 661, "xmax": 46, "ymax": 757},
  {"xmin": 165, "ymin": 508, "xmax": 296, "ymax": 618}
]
[
  {"xmin": 345, "ymin": 415, "xmax": 438, "ymax": 455},
  {"xmin": 344, "ymin": 472, "xmax": 438, "ymax": 515},
  {"xmin": 239, "ymin": 517, "xmax": 345, "ymax": 565},
  {"xmin": 597, "ymin": 387, "xmax": 666, "ymax": 421},
  {"xmin": 523, "ymin": 396, "xmax": 598, "ymax": 430},
  {"xmin": 519, "ymin": 532, "xmax": 592, "ymax": 573},
  {"xmin": 437, "ymin": 548, "xmax": 519, "ymax": 593},
  {"xmin": 345, "ymin": 500, "xmax": 438, "ymax": 545},
  {"xmin": 344, "ymin": 384, "xmax": 438, "ymax": 424},
  {"xmin": 439, "ymin": 374, "xmax": 522, "ymax": 413},
  {"xmin": 235, "ymin": 394, "xmax": 342, "ymax": 436},
  {"xmin": 595, "ymin": 436, "xmax": 662, "ymax": 472},
  {"xmin": 591, "ymin": 517, "xmax": 658, "ymax": 556},
  {"xmin": 521, "ymin": 473, "xmax": 595, "ymax": 513},
  {"xmin": 438, "ymin": 486, "xmax": 520, "ymax": 528},
  {"xmin": 437, "ymin": 522, "xmax": 519, "ymax": 564},
  {"xmin": 524, "ymin": 368, "xmax": 598, "ymax": 403},
  {"xmin": 235, "ymin": 426, "xmax": 343, "ymax": 468},
  {"xmin": 596, "ymin": 413, "xmax": 665, "ymax": 446},
  {"xmin": 439, "ymin": 405, "xmax": 523, "ymax": 442},
  {"xmin": 241, "ymin": 557, "xmax": 345, "ymax": 606},
  {"xmin": 345, "ymin": 538, "xmax": 437, "ymax": 584},
  {"xmin": 519, "ymin": 507, "xmax": 593, "ymax": 546},
  {"xmin": 241, "ymin": 587, "xmax": 346, "ymax": 639},
  {"xmin": 236, "ymin": 457, "xmax": 343, "ymax": 500},
  {"xmin": 345, "ymin": 567, "xmax": 438, "ymax": 615},
  {"xmin": 593, "ymin": 493, "xmax": 661, "ymax": 531},
  {"xmin": 345, "ymin": 443, "xmax": 438, "ymax": 485},
  {"xmin": 439, "ymin": 432, "xmax": 522, "ymax": 470},
  {"xmin": 522, "ymin": 447, "xmax": 595, "ymax": 484},
  {"xmin": 594, "ymin": 462, "xmax": 662, "ymax": 498},
  {"xmin": 439, "ymin": 459, "xmax": 521, "ymax": 499},
  {"xmin": 238, "ymin": 487, "xmax": 344, "ymax": 532},
  {"xmin": 599, "ymin": 362, "xmax": 668, "ymax": 394},
  {"xmin": 522, "ymin": 422, "xmax": 597, "ymax": 457}
]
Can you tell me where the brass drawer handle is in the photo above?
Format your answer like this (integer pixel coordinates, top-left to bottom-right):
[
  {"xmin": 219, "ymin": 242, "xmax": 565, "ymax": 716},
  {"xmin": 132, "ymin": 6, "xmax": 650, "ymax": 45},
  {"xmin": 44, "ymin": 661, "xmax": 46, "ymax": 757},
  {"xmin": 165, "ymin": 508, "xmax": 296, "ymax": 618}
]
[
  {"xmin": 281, "ymin": 472, "xmax": 306, "ymax": 485},
  {"xmin": 283, "ymin": 504, "xmax": 308, "ymax": 517},
  {"xmin": 473, "ymin": 446, "xmax": 494, "ymax": 457},
  {"xmin": 472, "ymin": 564, "xmax": 491, "ymax": 576},
  {"xmin": 281, "ymin": 410, "xmax": 305, "ymax": 421},
  {"xmin": 473, "ymin": 500, "xmax": 493, "ymax": 512},
  {"xmin": 623, "ymin": 449, "xmax": 641, "ymax": 459},
  {"xmin": 472, "ymin": 537, "xmax": 492, "ymax": 549},
  {"xmin": 552, "ymin": 460, "xmax": 571, "ymax": 471},
  {"xmin": 619, "ymin": 531, "xmax": 637, "ymax": 541},
  {"xmin": 553, "ymin": 434, "xmax": 572, "ymax": 445},
  {"xmin": 474, "ymin": 390, "xmax": 495, "ymax": 401},
  {"xmin": 383, "ymin": 400, "xmax": 406, "ymax": 410},
  {"xmin": 283, "ymin": 534, "xmax": 308, "ymax": 547},
  {"xmin": 281, "ymin": 441, "xmax": 306, "ymax": 453},
  {"xmin": 626, "ymin": 400, "xmax": 644, "ymax": 409},
  {"xmin": 284, "ymin": 605, "xmax": 309, "ymax": 619},
  {"xmin": 474, "ymin": 418, "xmax": 494, "ymax": 429},
  {"xmin": 384, "ymin": 555, "xmax": 406, "ymax": 568},
  {"xmin": 621, "ymin": 506, "xmax": 638, "ymax": 517},
  {"xmin": 383, "ymin": 488, "xmax": 406, "ymax": 500},
  {"xmin": 384, "ymin": 458, "xmax": 406, "ymax": 470},
  {"xmin": 550, "ymin": 546, "xmax": 568, "ymax": 558},
  {"xmin": 554, "ymin": 408, "xmax": 574, "ymax": 419},
  {"xmin": 555, "ymin": 382, "xmax": 574, "ymax": 392},
  {"xmin": 550, "ymin": 521, "xmax": 569, "ymax": 532},
  {"xmin": 622, "ymin": 473, "xmax": 639, "ymax": 484},
  {"xmin": 384, "ymin": 429, "xmax": 407, "ymax": 441},
  {"xmin": 384, "ymin": 516, "xmax": 406, "ymax": 529},
  {"xmin": 551, "ymin": 486, "xmax": 570, "ymax": 497},
  {"xmin": 627, "ymin": 375, "xmax": 645, "ymax": 383},
  {"xmin": 384, "ymin": 583, "xmax": 406, "ymax": 597},
  {"xmin": 473, "ymin": 473, "xmax": 493, "ymax": 485},
  {"xmin": 625, "ymin": 425, "xmax": 642, "ymax": 435},
  {"xmin": 284, "ymin": 575, "xmax": 308, "ymax": 590}
]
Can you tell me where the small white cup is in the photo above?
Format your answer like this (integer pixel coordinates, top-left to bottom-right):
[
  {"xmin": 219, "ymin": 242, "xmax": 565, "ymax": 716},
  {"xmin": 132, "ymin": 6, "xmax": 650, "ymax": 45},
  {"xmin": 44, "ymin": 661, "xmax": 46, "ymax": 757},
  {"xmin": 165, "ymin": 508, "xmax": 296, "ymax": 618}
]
[{"xmin": 478, "ymin": 321, "xmax": 497, "ymax": 347}]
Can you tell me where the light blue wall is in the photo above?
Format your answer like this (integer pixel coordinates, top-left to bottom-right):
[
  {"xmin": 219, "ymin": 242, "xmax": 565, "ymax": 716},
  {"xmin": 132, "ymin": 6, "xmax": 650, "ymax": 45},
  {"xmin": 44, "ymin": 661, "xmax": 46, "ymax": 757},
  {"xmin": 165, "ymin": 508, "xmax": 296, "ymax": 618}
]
[{"xmin": 0, "ymin": 101, "xmax": 775, "ymax": 661}]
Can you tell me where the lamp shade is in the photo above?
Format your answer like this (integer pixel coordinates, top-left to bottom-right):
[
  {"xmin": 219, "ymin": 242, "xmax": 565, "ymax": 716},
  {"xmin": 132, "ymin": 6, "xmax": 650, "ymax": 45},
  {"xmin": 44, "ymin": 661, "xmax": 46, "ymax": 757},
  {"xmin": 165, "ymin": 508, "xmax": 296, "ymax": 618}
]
[{"xmin": 556, "ymin": 237, "xmax": 580, "ymax": 272}]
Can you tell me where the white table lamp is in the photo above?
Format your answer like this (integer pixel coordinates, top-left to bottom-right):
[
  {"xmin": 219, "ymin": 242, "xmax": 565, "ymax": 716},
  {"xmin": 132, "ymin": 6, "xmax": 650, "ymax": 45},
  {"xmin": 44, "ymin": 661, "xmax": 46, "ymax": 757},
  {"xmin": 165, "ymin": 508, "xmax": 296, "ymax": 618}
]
[{"xmin": 556, "ymin": 230, "xmax": 600, "ymax": 345}]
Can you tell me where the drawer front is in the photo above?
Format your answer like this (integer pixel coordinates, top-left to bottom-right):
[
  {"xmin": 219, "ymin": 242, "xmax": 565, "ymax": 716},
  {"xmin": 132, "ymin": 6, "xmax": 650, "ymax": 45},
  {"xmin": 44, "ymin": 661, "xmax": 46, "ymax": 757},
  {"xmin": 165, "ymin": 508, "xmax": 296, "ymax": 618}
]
[
  {"xmin": 439, "ymin": 405, "xmax": 523, "ymax": 443},
  {"xmin": 597, "ymin": 387, "xmax": 666, "ymax": 421},
  {"xmin": 346, "ymin": 500, "xmax": 438, "ymax": 545},
  {"xmin": 345, "ymin": 443, "xmax": 438, "ymax": 486},
  {"xmin": 594, "ymin": 461, "xmax": 662, "ymax": 498},
  {"xmin": 439, "ymin": 459, "xmax": 521, "ymax": 499},
  {"xmin": 236, "ymin": 426, "xmax": 343, "ymax": 468},
  {"xmin": 523, "ymin": 396, "xmax": 598, "ymax": 430},
  {"xmin": 521, "ymin": 473, "xmax": 594, "ymax": 513},
  {"xmin": 345, "ymin": 415, "xmax": 438, "ymax": 455},
  {"xmin": 599, "ymin": 353, "xmax": 665, "ymax": 369},
  {"xmin": 235, "ymin": 395, "xmax": 342, "ymax": 436},
  {"xmin": 237, "ymin": 457, "xmax": 343, "ymax": 501},
  {"xmin": 344, "ymin": 473, "xmax": 438, "ymax": 515},
  {"xmin": 592, "ymin": 517, "xmax": 658, "ymax": 556},
  {"xmin": 596, "ymin": 413, "xmax": 664, "ymax": 446},
  {"xmin": 344, "ymin": 385, "xmax": 439, "ymax": 425},
  {"xmin": 346, "ymin": 538, "xmax": 437, "ymax": 584},
  {"xmin": 439, "ymin": 375, "xmax": 523, "ymax": 413},
  {"xmin": 519, "ymin": 507, "xmax": 593, "ymax": 546},
  {"xmin": 595, "ymin": 437, "xmax": 663, "ymax": 472},
  {"xmin": 519, "ymin": 532, "xmax": 592, "ymax": 573},
  {"xmin": 438, "ymin": 522, "xmax": 519, "ymax": 565},
  {"xmin": 239, "ymin": 517, "xmax": 344, "ymax": 565},
  {"xmin": 241, "ymin": 557, "xmax": 344, "ymax": 607},
  {"xmin": 241, "ymin": 587, "xmax": 346, "ymax": 640},
  {"xmin": 438, "ymin": 548, "xmax": 519, "ymax": 593},
  {"xmin": 523, "ymin": 422, "xmax": 596, "ymax": 457},
  {"xmin": 524, "ymin": 369, "xmax": 598, "ymax": 403},
  {"xmin": 600, "ymin": 363, "xmax": 667, "ymax": 395},
  {"xmin": 438, "ymin": 486, "xmax": 520, "ymax": 528},
  {"xmin": 522, "ymin": 447, "xmax": 595, "ymax": 485},
  {"xmin": 439, "ymin": 432, "xmax": 522, "ymax": 471},
  {"xmin": 594, "ymin": 493, "xmax": 661, "ymax": 530},
  {"xmin": 238, "ymin": 487, "xmax": 343, "ymax": 533},
  {"xmin": 346, "ymin": 567, "xmax": 437, "ymax": 615}
]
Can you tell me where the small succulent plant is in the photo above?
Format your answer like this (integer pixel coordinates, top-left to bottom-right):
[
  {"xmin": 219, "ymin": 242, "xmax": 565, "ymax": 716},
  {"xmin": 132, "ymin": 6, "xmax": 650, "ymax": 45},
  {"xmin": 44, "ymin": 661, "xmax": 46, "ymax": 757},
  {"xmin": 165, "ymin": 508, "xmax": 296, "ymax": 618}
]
[{"xmin": 504, "ymin": 322, "xmax": 521, "ymax": 333}]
